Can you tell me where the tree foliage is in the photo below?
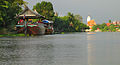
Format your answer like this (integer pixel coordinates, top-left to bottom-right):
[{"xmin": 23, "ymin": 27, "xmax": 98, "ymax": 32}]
[
  {"xmin": 33, "ymin": 1, "xmax": 88, "ymax": 32},
  {"xmin": 92, "ymin": 23, "xmax": 118, "ymax": 32},
  {"xmin": 74, "ymin": 14, "xmax": 83, "ymax": 22},
  {"xmin": 0, "ymin": 0, "xmax": 25, "ymax": 28},
  {"xmin": 109, "ymin": 20, "xmax": 112, "ymax": 23},
  {"xmin": 0, "ymin": 0, "xmax": 88, "ymax": 33},
  {"xmin": 33, "ymin": 1, "xmax": 54, "ymax": 20},
  {"xmin": 53, "ymin": 12, "xmax": 89, "ymax": 32}
]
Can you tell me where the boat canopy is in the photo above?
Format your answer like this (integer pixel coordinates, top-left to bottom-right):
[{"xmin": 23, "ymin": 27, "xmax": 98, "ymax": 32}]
[{"xmin": 42, "ymin": 20, "xmax": 53, "ymax": 23}]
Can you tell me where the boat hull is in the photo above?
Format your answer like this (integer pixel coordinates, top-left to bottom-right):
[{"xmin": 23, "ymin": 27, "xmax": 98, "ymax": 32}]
[{"xmin": 16, "ymin": 24, "xmax": 45, "ymax": 35}]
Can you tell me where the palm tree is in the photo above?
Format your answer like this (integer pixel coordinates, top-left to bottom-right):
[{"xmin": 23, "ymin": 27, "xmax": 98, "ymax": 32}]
[{"xmin": 67, "ymin": 12, "xmax": 74, "ymax": 22}]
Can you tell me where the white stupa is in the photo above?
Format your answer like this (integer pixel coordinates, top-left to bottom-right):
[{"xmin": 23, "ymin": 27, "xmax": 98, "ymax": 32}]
[{"xmin": 87, "ymin": 16, "xmax": 91, "ymax": 22}]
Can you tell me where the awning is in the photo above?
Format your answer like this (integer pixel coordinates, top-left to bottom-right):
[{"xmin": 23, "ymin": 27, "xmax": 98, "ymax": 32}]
[{"xmin": 42, "ymin": 20, "xmax": 53, "ymax": 23}]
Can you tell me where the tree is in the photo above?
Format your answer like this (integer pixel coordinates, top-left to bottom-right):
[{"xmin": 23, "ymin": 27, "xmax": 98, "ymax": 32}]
[
  {"xmin": 109, "ymin": 20, "xmax": 112, "ymax": 23},
  {"xmin": 0, "ymin": 0, "xmax": 26, "ymax": 29},
  {"xmin": 92, "ymin": 25, "xmax": 97, "ymax": 31},
  {"xmin": 109, "ymin": 24, "xmax": 116, "ymax": 32},
  {"xmin": 33, "ymin": 1, "xmax": 54, "ymax": 20},
  {"xmin": 99, "ymin": 23, "xmax": 106, "ymax": 29},
  {"xmin": 0, "ymin": 0, "xmax": 8, "ymax": 24},
  {"xmin": 53, "ymin": 12, "xmax": 87, "ymax": 32},
  {"xmin": 74, "ymin": 14, "xmax": 83, "ymax": 22},
  {"xmin": 103, "ymin": 26, "xmax": 109, "ymax": 32},
  {"xmin": 67, "ymin": 12, "xmax": 74, "ymax": 22}
]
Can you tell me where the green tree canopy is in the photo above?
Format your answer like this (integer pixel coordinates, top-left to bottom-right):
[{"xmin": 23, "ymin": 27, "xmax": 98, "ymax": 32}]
[
  {"xmin": 74, "ymin": 14, "xmax": 83, "ymax": 22},
  {"xmin": 0, "ymin": 0, "xmax": 26, "ymax": 28},
  {"xmin": 109, "ymin": 20, "xmax": 112, "ymax": 23},
  {"xmin": 33, "ymin": 1, "xmax": 54, "ymax": 20},
  {"xmin": 92, "ymin": 23, "xmax": 118, "ymax": 32},
  {"xmin": 53, "ymin": 12, "xmax": 88, "ymax": 32}
]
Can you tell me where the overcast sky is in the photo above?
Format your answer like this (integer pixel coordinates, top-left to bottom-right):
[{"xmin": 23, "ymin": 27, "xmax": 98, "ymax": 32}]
[{"xmin": 24, "ymin": 0, "xmax": 120, "ymax": 24}]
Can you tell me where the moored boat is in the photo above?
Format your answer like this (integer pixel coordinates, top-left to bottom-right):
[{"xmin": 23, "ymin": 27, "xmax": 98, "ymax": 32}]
[{"xmin": 15, "ymin": 5, "xmax": 54, "ymax": 35}]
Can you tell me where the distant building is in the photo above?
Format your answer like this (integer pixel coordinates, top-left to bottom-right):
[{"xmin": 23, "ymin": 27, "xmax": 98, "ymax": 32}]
[
  {"xmin": 54, "ymin": 12, "xmax": 58, "ymax": 16},
  {"xmin": 87, "ymin": 16, "xmax": 96, "ymax": 30},
  {"xmin": 112, "ymin": 21, "xmax": 120, "ymax": 25},
  {"xmin": 95, "ymin": 28, "xmax": 101, "ymax": 32},
  {"xmin": 87, "ymin": 16, "xmax": 91, "ymax": 22},
  {"xmin": 106, "ymin": 23, "xmax": 111, "ymax": 26}
]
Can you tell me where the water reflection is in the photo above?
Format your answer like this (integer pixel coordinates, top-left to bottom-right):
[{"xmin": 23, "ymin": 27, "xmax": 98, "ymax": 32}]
[
  {"xmin": 0, "ymin": 37, "xmax": 54, "ymax": 65},
  {"xmin": 52, "ymin": 33, "xmax": 88, "ymax": 65},
  {"xmin": 87, "ymin": 33, "xmax": 96, "ymax": 65},
  {"xmin": 0, "ymin": 40, "xmax": 18, "ymax": 65},
  {"xmin": 1, "ymin": 33, "xmax": 120, "ymax": 65},
  {"xmin": 87, "ymin": 32, "xmax": 120, "ymax": 65}
]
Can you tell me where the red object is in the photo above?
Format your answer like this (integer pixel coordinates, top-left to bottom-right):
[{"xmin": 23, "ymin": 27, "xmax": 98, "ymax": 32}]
[
  {"xmin": 69, "ymin": 22, "xmax": 73, "ymax": 26},
  {"xmin": 70, "ymin": 24, "xmax": 73, "ymax": 26},
  {"xmin": 20, "ymin": 19, "xmax": 23, "ymax": 23},
  {"xmin": 18, "ymin": 19, "xmax": 23, "ymax": 24},
  {"xmin": 38, "ymin": 21, "xmax": 43, "ymax": 23},
  {"xmin": 28, "ymin": 26, "xmax": 40, "ymax": 35},
  {"xmin": 106, "ymin": 23, "xmax": 111, "ymax": 26},
  {"xmin": 97, "ymin": 28, "xmax": 99, "ymax": 29},
  {"xmin": 115, "ymin": 26, "xmax": 119, "ymax": 27}
]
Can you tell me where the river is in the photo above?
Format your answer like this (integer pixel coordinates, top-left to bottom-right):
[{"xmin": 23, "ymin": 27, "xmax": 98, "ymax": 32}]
[{"xmin": 0, "ymin": 32, "xmax": 120, "ymax": 65}]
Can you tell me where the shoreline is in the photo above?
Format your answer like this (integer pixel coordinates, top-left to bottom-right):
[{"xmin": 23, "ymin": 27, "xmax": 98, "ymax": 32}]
[{"xmin": 0, "ymin": 31, "xmax": 120, "ymax": 37}]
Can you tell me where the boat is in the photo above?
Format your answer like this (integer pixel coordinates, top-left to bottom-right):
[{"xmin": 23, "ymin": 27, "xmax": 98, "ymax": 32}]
[
  {"xmin": 15, "ymin": 5, "xmax": 52, "ymax": 35},
  {"xmin": 42, "ymin": 20, "xmax": 54, "ymax": 34}
]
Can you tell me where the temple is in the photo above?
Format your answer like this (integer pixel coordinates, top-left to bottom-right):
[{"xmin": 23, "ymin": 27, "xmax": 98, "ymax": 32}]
[{"xmin": 87, "ymin": 16, "xmax": 96, "ymax": 30}]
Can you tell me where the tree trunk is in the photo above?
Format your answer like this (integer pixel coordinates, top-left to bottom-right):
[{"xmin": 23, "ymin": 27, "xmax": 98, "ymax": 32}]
[{"xmin": 3, "ymin": 20, "xmax": 6, "ymax": 28}]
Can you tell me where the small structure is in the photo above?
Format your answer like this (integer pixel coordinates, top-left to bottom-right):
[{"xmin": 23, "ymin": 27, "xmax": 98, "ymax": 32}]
[
  {"xmin": 112, "ymin": 21, "xmax": 120, "ymax": 25},
  {"xmin": 87, "ymin": 16, "xmax": 91, "ymax": 22},
  {"xmin": 106, "ymin": 23, "xmax": 111, "ymax": 26},
  {"xmin": 54, "ymin": 12, "xmax": 58, "ymax": 16},
  {"xmin": 87, "ymin": 16, "xmax": 96, "ymax": 30},
  {"xmin": 15, "ymin": 5, "xmax": 46, "ymax": 35},
  {"xmin": 42, "ymin": 20, "xmax": 54, "ymax": 34},
  {"xmin": 16, "ymin": 5, "xmax": 45, "ymax": 19},
  {"xmin": 95, "ymin": 28, "xmax": 101, "ymax": 32}
]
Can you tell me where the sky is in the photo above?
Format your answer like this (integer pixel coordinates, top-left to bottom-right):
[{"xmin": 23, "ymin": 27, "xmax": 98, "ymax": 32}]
[{"xmin": 24, "ymin": 0, "xmax": 120, "ymax": 24}]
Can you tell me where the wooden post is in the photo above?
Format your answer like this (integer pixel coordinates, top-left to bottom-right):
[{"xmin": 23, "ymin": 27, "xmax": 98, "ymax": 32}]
[{"xmin": 24, "ymin": 19, "xmax": 27, "ymax": 36}]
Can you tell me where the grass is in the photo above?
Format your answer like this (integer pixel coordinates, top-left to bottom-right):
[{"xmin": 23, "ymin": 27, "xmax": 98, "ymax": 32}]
[{"xmin": 0, "ymin": 34, "xmax": 25, "ymax": 37}]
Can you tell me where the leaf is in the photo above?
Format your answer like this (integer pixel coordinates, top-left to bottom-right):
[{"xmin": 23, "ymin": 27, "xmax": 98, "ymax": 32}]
[
  {"xmin": 0, "ymin": 17, "xmax": 3, "ymax": 21},
  {"xmin": 4, "ymin": 1, "xmax": 9, "ymax": 5},
  {"xmin": 0, "ymin": 5, "xmax": 8, "ymax": 8}
]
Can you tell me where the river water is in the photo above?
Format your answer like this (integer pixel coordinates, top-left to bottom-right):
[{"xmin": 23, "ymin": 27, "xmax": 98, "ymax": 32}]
[{"xmin": 0, "ymin": 32, "xmax": 120, "ymax": 65}]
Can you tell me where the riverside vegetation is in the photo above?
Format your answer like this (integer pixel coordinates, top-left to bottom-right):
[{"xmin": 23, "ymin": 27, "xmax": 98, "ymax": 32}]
[
  {"xmin": 0, "ymin": 0, "xmax": 89, "ymax": 36},
  {"xmin": 92, "ymin": 23, "xmax": 120, "ymax": 32}
]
